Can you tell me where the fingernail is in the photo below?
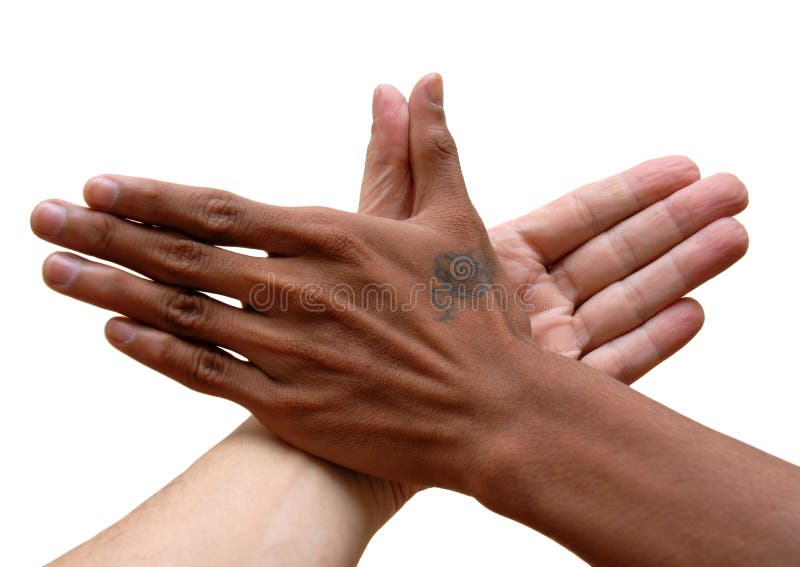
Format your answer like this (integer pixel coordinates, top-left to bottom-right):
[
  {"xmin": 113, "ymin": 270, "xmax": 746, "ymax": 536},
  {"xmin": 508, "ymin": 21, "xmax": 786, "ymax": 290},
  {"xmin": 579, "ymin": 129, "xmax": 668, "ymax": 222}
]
[
  {"xmin": 43, "ymin": 253, "xmax": 80, "ymax": 286},
  {"xmin": 372, "ymin": 85, "xmax": 382, "ymax": 120},
  {"xmin": 106, "ymin": 318, "xmax": 138, "ymax": 345},
  {"xmin": 31, "ymin": 201, "xmax": 66, "ymax": 236},
  {"xmin": 425, "ymin": 73, "xmax": 443, "ymax": 106},
  {"xmin": 85, "ymin": 176, "xmax": 119, "ymax": 209}
]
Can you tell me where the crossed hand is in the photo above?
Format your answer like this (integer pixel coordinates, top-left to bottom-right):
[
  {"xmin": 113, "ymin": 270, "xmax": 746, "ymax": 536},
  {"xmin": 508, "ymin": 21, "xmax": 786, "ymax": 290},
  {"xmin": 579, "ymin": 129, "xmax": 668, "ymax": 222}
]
[{"xmin": 31, "ymin": 74, "xmax": 747, "ymax": 513}]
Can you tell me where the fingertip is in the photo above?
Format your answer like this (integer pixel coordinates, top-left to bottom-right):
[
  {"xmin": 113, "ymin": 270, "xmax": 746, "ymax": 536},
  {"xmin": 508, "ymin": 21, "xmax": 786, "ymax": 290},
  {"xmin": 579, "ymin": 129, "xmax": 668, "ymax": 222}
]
[
  {"xmin": 711, "ymin": 172, "xmax": 750, "ymax": 214},
  {"xmin": 690, "ymin": 217, "xmax": 750, "ymax": 273},
  {"xmin": 668, "ymin": 155, "xmax": 701, "ymax": 183},
  {"xmin": 720, "ymin": 217, "xmax": 750, "ymax": 258},
  {"xmin": 42, "ymin": 252, "xmax": 81, "ymax": 288},
  {"xmin": 424, "ymin": 73, "xmax": 443, "ymax": 105},
  {"xmin": 371, "ymin": 84, "xmax": 409, "ymax": 127},
  {"xmin": 379, "ymin": 83, "xmax": 407, "ymax": 103},
  {"xmin": 680, "ymin": 296, "xmax": 705, "ymax": 314},
  {"xmin": 379, "ymin": 84, "xmax": 408, "ymax": 112},
  {"xmin": 31, "ymin": 200, "xmax": 66, "ymax": 237},
  {"xmin": 738, "ymin": 224, "xmax": 750, "ymax": 255},
  {"xmin": 409, "ymin": 72, "xmax": 444, "ymax": 110},
  {"xmin": 372, "ymin": 85, "xmax": 382, "ymax": 120},
  {"xmin": 105, "ymin": 317, "xmax": 139, "ymax": 346},
  {"xmin": 673, "ymin": 297, "xmax": 706, "ymax": 334},
  {"xmin": 83, "ymin": 176, "xmax": 119, "ymax": 209},
  {"xmin": 637, "ymin": 155, "xmax": 701, "ymax": 190}
]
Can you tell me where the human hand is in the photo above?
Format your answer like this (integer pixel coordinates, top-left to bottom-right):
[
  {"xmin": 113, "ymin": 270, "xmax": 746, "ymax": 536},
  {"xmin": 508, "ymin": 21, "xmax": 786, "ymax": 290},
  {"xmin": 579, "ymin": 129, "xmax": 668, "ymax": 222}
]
[
  {"xmin": 31, "ymin": 74, "xmax": 748, "ymax": 498},
  {"xmin": 490, "ymin": 164, "xmax": 748, "ymax": 382},
  {"xmin": 362, "ymin": 80, "xmax": 748, "ymax": 385}
]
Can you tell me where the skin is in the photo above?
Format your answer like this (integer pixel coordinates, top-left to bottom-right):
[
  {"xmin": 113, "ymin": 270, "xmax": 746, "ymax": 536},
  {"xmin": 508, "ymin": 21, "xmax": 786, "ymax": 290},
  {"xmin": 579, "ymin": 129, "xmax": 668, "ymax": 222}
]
[{"xmin": 33, "ymin": 75, "xmax": 767, "ymax": 565}]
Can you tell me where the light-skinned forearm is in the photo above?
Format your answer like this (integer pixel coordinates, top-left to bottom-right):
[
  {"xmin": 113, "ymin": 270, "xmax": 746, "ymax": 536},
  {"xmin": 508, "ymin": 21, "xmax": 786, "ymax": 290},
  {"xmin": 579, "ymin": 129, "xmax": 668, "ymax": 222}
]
[
  {"xmin": 473, "ymin": 349, "xmax": 800, "ymax": 565},
  {"xmin": 48, "ymin": 417, "xmax": 387, "ymax": 567}
]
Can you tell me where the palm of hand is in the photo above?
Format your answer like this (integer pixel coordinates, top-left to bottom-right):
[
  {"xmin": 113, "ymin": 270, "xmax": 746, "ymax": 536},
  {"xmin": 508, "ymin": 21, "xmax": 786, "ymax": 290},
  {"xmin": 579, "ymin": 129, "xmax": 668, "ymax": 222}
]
[{"xmin": 489, "ymin": 162, "xmax": 747, "ymax": 381}]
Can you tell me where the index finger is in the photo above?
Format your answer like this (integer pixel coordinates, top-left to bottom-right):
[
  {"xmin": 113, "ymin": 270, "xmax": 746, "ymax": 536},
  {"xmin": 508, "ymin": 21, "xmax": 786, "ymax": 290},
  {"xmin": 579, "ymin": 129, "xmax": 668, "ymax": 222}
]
[{"xmin": 83, "ymin": 175, "xmax": 307, "ymax": 255}]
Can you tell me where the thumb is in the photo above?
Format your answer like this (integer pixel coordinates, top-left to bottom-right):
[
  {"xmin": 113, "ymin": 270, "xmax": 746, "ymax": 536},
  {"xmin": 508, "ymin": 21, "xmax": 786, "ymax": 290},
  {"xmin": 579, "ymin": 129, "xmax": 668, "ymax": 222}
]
[
  {"xmin": 358, "ymin": 84, "xmax": 413, "ymax": 219},
  {"xmin": 408, "ymin": 73, "xmax": 470, "ymax": 218}
]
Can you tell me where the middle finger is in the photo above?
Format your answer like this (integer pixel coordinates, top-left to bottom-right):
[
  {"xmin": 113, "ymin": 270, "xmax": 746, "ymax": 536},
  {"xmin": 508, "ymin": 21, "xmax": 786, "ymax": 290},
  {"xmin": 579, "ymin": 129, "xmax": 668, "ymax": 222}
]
[{"xmin": 31, "ymin": 199, "xmax": 265, "ymax": 303}]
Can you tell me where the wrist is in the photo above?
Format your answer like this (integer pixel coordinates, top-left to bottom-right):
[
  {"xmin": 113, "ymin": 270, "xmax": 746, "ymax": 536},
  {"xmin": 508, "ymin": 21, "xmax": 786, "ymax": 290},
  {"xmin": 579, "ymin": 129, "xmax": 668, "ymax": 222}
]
[
  {"xmin": 464, "ymin": 344, "xmax": 616, "ymax": 522},
  {"xmin": 208, "ymin": 418, "xmax": 384, "ymax": 563},
  {"xmin": 456, "ymin": 338, "xmax": 560, "ymax": 502}
]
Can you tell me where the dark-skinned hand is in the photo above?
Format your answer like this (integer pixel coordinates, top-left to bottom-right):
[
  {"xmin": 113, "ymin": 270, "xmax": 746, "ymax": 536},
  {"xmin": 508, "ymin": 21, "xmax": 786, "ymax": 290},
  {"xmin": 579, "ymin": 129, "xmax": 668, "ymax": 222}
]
[{"xmin": 31, "ymin": 74, "xmax": 748, "ymax": 497}]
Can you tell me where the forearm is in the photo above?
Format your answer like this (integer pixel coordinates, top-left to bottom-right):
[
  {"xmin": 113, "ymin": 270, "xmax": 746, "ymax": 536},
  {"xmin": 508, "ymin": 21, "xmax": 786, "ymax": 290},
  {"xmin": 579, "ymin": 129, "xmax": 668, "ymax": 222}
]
[
  {"xmin": 49, "ymin": 417, "xmax": 382, "ymax": 567},
  {"xmin": 475, "ymin": 351, "xmax": 800, "ymax": 565}
]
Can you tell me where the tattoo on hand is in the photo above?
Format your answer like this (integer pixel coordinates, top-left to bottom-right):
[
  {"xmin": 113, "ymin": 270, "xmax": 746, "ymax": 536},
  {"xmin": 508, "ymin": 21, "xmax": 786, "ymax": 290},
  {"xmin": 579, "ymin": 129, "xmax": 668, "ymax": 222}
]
[{"xmin": 430, "ymin": 250, "xmax": 496, "ymax": 321}]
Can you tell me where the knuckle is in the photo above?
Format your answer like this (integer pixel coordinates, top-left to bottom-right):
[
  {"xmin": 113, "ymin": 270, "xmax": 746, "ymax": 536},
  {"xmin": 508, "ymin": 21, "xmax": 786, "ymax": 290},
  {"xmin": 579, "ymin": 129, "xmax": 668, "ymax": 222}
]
[
  {"xmin": 90, "ymin": 214, "xmax": 117, "ymax": 250},
  {"xmin": 196, "ymin": 190, "xmax": 243, "ymax": 239},
  {"xmin": 188, "ymin": 348, "xmax": 229, "ymax": 389},
  {"xmin": 426, "ymin": 128, "xmax": 459, "ymax": 161},
  {"xmin": 607, "ymin": 347, "xmax": 630, "ymax": 382},
  {"xmin": 107, "ymin": 267, "xmax": 130, "ymax": 296},
  {"xmin": 161, "ymin": 289, "xmax": 207, "ymax": 332},
  {"xmin": 158, "ymin": 237, "xmax": 206, "ymax": 279},
  {"xmin": 275, "ymin": 334, "xmax": 314, "ymax": 361},
  {"xmin": 321, "ymin": 227, "xmax": 363, "ymax": 261},
  {"xmin": 304, "ymin": 208, "xmax": 367, "ymax": 261},
  {"xmin": 301, "ymin": 205, "xmax": 340, "ymax": 229},
  {"xmin": 621, "ymin": 280, "xmax": 649, "ymax": 325},
  {"xmin": 141, "ymin": 183, "xmax": 161, "ymax": 200},
  {"xmin": 274, "ymin": 384, "xmax": 318, "ymax": 417},
  {"xmin": 607, "ymin": 228, "xmax": 639, "ymax": 272},
  {"xmin": 364, "ymin": 147, "xmax": 407, "ymax": 172},
  {"xmin": 278, "ymin": 279, "xmax": 304, "ymax": 309},
  {"xmin": 155, "ymin": 336, "xmax": 181, "ymax": 370},
  {"xmin": 134, "ymin": 182, "xmax": 163, "ymax": 213}
]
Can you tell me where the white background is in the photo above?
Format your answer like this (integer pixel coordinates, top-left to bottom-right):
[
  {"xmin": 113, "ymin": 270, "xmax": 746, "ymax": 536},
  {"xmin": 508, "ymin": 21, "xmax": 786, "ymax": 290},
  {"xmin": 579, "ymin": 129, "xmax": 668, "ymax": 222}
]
[{"xmin": 1, "ymin": 1, "xmax": 798, "ymax": 565}]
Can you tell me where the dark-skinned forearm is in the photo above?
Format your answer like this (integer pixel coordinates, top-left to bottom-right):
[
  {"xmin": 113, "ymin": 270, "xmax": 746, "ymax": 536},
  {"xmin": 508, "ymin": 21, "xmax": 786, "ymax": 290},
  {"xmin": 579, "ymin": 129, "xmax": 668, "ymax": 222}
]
[{"xmin": 472, "ymin": 348, "xmax": 800, "ymax": 565}]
